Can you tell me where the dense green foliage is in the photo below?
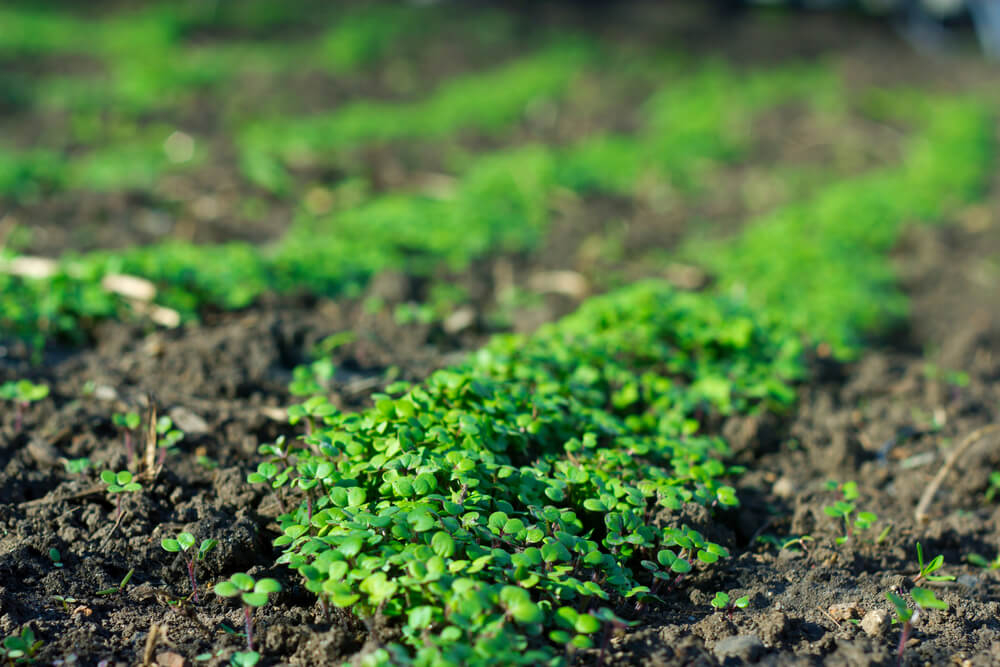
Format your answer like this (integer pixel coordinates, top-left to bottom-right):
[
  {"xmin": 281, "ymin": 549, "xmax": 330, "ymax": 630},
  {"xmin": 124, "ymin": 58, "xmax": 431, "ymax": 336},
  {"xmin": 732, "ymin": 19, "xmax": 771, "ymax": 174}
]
[
  {"xmin": 260, "ymin": 282, "xmax": 801, "ymax": 665},
  {"xmin": 0, "ymin": 59, "xmax": 840, "ymax": 345},
  {"xmin": 689, "ymin": 94, "xmax": 992, "ymax": 356}
]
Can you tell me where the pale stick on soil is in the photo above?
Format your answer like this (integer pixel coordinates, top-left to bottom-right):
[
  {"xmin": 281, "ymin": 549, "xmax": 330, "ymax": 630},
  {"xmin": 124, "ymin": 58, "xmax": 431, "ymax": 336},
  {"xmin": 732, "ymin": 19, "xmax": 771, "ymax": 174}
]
[
  {"xmin": 0, "ymin": 255, "xmax": 180, "ymax": 327},
  {"xmin": 914, "ymin": 423, "xmax": 1000, "ymax": 523}
]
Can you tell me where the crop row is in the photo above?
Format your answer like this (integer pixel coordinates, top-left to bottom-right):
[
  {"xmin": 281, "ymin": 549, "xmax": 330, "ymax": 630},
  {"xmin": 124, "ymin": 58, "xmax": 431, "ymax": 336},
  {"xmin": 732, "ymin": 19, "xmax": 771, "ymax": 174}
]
[
  {"xmin": 260, "ymin": 281, "xmax": 802, "ymax": 665},
  {"xmin": 0, "ymin": 59, "xmax": 839, "ymax": 346},
  {"xmin": 254, "ymin": 85, "xmax": 995, "ymax": 666}
]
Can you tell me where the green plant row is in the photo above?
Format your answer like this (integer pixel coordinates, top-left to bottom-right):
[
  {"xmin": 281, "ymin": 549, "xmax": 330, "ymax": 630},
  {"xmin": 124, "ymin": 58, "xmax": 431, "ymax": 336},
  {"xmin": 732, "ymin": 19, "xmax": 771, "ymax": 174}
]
[
  {"xmin": 0, "ymin": 2, "xmax": 509, "ymax": 113},
  {"xmin": 259, "ymin": 281, "xmax": 803, "ymax": 666},
  {"xmin": 0, "ymin": 60, "xmax": 839, "ymax": 346},
  {"xmin": 687, "ymin": 93, "xmax": 993, "ymax": 357},
  {"xmin": 236, "ymin": 39, "xmax": 599, "ymax": 193}
]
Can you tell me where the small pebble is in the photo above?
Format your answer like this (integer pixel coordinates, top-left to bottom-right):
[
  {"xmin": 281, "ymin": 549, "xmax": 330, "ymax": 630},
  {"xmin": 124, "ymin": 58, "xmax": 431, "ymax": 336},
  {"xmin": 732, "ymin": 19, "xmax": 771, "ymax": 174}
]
[{"xmin": 861, "ymin": 608, "xmax": 889, "ymax": 637}]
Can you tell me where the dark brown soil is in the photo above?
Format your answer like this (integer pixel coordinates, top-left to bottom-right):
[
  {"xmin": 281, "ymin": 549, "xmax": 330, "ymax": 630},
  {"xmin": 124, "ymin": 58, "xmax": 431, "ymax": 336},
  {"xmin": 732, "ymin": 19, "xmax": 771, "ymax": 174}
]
[{"xmin": 3, "ymin": 4, "xmax": 1000, "ymax": 667}]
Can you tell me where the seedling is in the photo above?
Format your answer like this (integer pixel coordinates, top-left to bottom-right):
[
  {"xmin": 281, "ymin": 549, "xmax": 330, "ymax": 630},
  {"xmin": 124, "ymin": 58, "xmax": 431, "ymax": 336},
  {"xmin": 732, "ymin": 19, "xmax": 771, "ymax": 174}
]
[
  {"xmin": 100, "ymin": 470, "xmax": 142, "ymax": 523},
  {"xmin": 214, "ymin": 573, "xmax": 281, "ymax": 652},
  {"xmin": 62, "ymin": 458, "xmax": 91, "ymax": 475},
  {"xmin": 52, "ymin": 595, "xmax": 77, "ymax": 613},
  {"xmin": 711, "ymin": 591, "xmax": 749, "ymax": 619},
  {"xmin": 162, "ymin": 532, "xmax": 217, "ymax": 602},
  {"xmin": 229, "ymin": 652, "xmax": 260, "ymax": 667},
  {"xmin": 985, "ymin": 471, "xmax": 1000, "ymax": 503},
  {"xmin": 1, "ymin": 380, "xmax": 49, "ymax": 432},
  {"xmin": 1, "ymin": 627, "xmax": 42, "ymax": 664},
  {"xmin": 155, "ymin": 416, "xmax": 184, "ymax": 466},
  {"xmin": 112, "ymin": 411, "xmax": 141, "ymax": 464},
  {"xmin": 823, "ymin": 481, "xmax": 877, "ymax": 544},
  {"xmin": 49, "ymin": 548, "xmax": 63, "ymax": 568},
  {"xmin": 96, "ymin": 568, "xmax": 135, "ymax": 596},
  {"xmin": 887, "ymin": 587, "xmax": 948, "ymax": 666},
  {"xmin": 967, "ymin": 552, "xmax": 1000, "ymax": 569},
  {"xmin": 913, "ymin": 542, "xmax": 955, "ymax": 585}
]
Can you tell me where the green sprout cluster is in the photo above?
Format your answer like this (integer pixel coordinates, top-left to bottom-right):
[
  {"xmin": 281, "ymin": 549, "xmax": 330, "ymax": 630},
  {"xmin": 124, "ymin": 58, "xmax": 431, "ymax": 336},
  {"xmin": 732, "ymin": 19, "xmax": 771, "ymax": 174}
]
[{"xmin": 248, "ymin": 281, "xmax": 802, "ymax": 665}]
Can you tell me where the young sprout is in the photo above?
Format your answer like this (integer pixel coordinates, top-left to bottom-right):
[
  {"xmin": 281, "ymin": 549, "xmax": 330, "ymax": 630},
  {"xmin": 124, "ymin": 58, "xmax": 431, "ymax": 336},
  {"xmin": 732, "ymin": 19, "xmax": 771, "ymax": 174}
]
[
  {"xmin": 161, "ymin": 532, "xmax": 218, "ymax": 602},
  {"xmin": 96, "ymin": 568, "xmax": 135, "ymax": 596},
  {"xmin": 112, "ymin": 411, "xmax": 141, "ymax": 464},
  {"xmin": 887, "ymin": 587, "xmax": 948, "ymax": 666},
  {"xmin": 913, "ymin": 542, "xmax": 955, "ymax": 585},
  {"xmin": 49, "ymin": 548, "xmax": 63, "ymax": 568},
  {"xmin": 711, "ymin": 591, "xmax": 750, "ymax": 619},
  {"xmin": 1, "ymin": 627, "xmax": 43, "ymax": 664},
  {"xmin": 100, "ymin": 470, "xmax": 142, "ymax": 523},
  {"xmin": 155, "ymin": 416, "xmax": 184, "ymax": 466},
  {"xmin": 1, "ymin": 380, "xmax": 49, "ymax": 432},
  {"xmin": 214, "ymin": 573, "xmax": 281, "ymax": 652},
  {"xmin": 823, "ymin": 481, "xmax": 877, "ymax": 544},
  {"xmin": 52, "ymin": 595, "xmax": 78, "ymax": 613},
  {"xmin": 62, "ymin": 457, "xmax": 92, "ymax": 475}
]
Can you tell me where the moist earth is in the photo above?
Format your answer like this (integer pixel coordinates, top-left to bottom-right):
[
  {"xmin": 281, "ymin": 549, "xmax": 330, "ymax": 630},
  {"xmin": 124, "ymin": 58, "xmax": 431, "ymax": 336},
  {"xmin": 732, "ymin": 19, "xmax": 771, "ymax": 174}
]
[{"xmin": 2, "ymin": 6, "xmax": 1000, "ymax": 667}]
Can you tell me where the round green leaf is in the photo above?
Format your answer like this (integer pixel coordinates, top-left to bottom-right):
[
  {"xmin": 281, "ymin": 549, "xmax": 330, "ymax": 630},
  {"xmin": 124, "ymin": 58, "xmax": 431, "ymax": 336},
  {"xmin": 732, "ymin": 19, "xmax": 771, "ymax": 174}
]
[
  {"xmin": 242, "ymin": 592, "xmax": 269, "ymax": 607},
  {"xmin": 214, "ymin": 581, "xmax": 240, "ymax": 597}
]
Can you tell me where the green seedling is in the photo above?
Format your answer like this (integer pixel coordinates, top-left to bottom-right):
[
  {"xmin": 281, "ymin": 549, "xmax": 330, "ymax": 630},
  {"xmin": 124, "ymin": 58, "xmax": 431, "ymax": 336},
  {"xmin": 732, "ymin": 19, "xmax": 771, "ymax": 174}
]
[
  {"xmin": 194, "ymin": 649, "xmax": 226, "ymax": 663},
  {"xmin": 1, "ymin": 380, "xmax": 49, "ymax": 432},
  {"xmin": 96, "ymin": 568, "xmax": 134, "ymax": 596},
  {"xmin": 214, "ymin": 573, "xmax": 281, "ymax": 652},
  {"xmin": 967, "ymin": 552, "xmax": 1000, "ymax": 569},
  {"xmin": 52, "ymin": 595, "xmax": 77, "ymax": 613},
  {"xmin": 155, "ymin": 416, "xmax": 184, "ymax": 466},
  {"xmin": 112, "ymin": 411, "xmax": 141, "ymax": 463},
  {"xmin": 197, "ymin": 455, "xmax": 219, "ymax": 470},
  {"xmin": 229, "ymin": 652, "xmax": 260, "ymax": 667},
  {"xmin": 100, "ymin": 470, "xmax": 142, "ymax": 523},
  {"xmin": 49, "ymin": 548, "xmax": 63, "ymax": 568},
  {"xmin": 1, "ymin": 626, "xmax": 43, "ymax": 664},
  {"xmin": 986, "ymin": 471, "xmax": 1000, "ymax": 503},
  {"xmin": 913, "ymin": 542, "xmax": 955, "ymax": 584},
  {"xmin": 288, "ymin": 359, "xmax": 335, "ymax": 397},
  {"xmin": 757, "ymin": 534, "xmax": 814, "ymax": 554},
  {"xmin": 161, "ymin": 532, "xmax": 218, "ymax": 602},
  {"xmin": 887, "ymin": 587, "xmax": 948, "ymax": 666},
  {"xmin": 823, "ymin": 482, "xmax": 877, "ymax": 544},
  {"xmin": 711, "ymin": 591, "xmax": 749, "ymax": 619},
  {"xmin": 287, "ymin": 395, "xmax": 336, "ymax": 437},
  {"xmin": 62, "ymin": 458, "xmax": 91, "ymax": 475}
]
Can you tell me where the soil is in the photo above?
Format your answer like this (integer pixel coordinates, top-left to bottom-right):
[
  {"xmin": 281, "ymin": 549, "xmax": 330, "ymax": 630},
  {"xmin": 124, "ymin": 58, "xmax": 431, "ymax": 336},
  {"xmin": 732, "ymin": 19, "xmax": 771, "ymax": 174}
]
[{"xmin": 3, "ymin": 3, "xmax": 1000, "ymax": 667}]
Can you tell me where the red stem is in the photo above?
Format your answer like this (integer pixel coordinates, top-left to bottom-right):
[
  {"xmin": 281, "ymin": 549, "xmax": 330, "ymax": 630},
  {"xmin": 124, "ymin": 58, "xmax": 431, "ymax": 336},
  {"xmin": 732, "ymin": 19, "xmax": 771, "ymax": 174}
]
[
  {"xmin": 245, "ymin": 605, "xmax": 254, "ymax": 652},
  {"xmin": 186, "ymin": 559, "xmax": 200, "ymax": 603}
]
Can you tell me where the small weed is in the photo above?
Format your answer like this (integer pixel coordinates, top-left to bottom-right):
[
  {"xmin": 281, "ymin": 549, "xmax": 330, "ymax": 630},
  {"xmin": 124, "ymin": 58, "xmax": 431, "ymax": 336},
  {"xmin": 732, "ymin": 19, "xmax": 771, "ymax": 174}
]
[
  {"xmin": 823, "ymin": 481, "xmax": 877, "ymax": 544},
  {"xmin": 887, "ymin": 587, "xmax": 948, "ymax": 666},
  {"xmin": 710, "ymin": 591, "xmax": 749, "ymax": 619},
  {"xmin": 913, "ymin": 542, "xmax": 955, "ymax": 585},
  {"xmin": 967, "ymin": 552, "xmax": 1000, "ymax": 569},
  {"xmin": 985, "ymin": 471, "xmax": 1000, "ymax": 503},
  {"xmin": 111, "ymin": 411, "xmax": 141, "ymax": 464},
  {"xmin": 61, "ymin": 458, "xmax": 92, "ymax": 475},
  {"xmin": 51, "ymin": 595, "xmax": 77, "ymax": 613},
  {"xmin": 0, "ymin": 380, "xmax": 49, "ymax": 432},
  {"xmin": 214, "ymin": 573, "xmax": 281, "ymax": 652},
  {"xmin": 161, "ymin": 532, "xmax": 217, "ymax": 602},
  {"xmin": 100, "ymin": 470, "xmax": 142, "ymax": 523},
  {"xmin": 1, "ymin": 627, "xmax": 43, "ymax": 664},
  {"xmin": 96, "ymin": 568, "xmax": 134, "ymax": 596},
  {"xmin": 155, "ymin": 416, "xmax": 184, "ymax": 466}
]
